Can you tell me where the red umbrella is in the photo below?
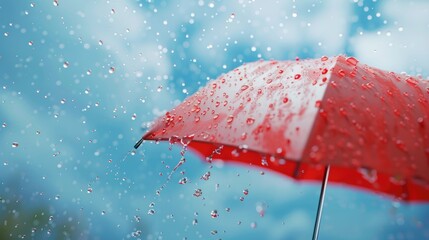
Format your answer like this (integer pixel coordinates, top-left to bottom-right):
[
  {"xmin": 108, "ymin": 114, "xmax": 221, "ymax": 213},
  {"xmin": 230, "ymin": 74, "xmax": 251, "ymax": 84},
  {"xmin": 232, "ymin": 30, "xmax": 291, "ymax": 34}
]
[{"xmin": 135, "ymin": 55, "xmax": 429, "ymax": 239}]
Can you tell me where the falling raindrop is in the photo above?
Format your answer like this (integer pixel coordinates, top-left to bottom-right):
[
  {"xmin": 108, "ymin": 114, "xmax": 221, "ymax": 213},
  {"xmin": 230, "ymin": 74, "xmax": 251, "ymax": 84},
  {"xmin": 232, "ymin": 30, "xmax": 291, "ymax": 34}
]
[
  {"xmin": 210, "ymin": 210, "xmax": 218, "ymax": 218},
  {"xmin": 178, "ymin": 177, "xmax": 188, "ymax": 184},
  {"xmin": 193, "ymin": 188, "xmax": 202, "ymax": 197},
  {"xmin": 201, "ymin": 171, "xmax": 211, "ymax": 181},
  {"xmin": 250, "ymin": 222, "xmax": 257, "ymax": 229}
]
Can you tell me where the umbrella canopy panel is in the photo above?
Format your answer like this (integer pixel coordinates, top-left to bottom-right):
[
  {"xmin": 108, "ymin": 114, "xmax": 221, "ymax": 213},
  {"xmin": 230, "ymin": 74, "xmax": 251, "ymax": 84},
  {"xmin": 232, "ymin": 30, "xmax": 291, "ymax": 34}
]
[{"xmin": 143, "ymin": 55, "xmax": 429, "ymax": 201}]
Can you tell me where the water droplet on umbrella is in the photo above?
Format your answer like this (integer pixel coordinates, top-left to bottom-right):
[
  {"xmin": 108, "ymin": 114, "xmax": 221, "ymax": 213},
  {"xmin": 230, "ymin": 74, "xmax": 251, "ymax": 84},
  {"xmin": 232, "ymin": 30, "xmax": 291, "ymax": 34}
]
[
  {"xmin": 108, "ymin": 67, "xmax": 115, "ymax": 74},
  {"xmin": 2, "ymin": 122, "xmax": 6, "ymax": 128},
  {"xmin": 210, "ymin": 210, "xmax": 218, "ymax": 218},
  {"xmin": 294, "ymin": 74, "xmax": 301, "ymax": 80},
  {"xmin": 192, "ymin": 219, "xmax": 198, "ymax": 225},
  {"xmin": 147, "ymin": 209, "xmax": 155, "ymax": 215},
  {"xmin": 87, "ymin": 187, "xmax": 93, "ymax": 193},
  {"xmin": 86, "ymin": 69, "xmax": 92, "ymax": 75},
  {"xmin": 53, "ymin": 0, "xmax": 59, "ymax": 6},
  {"xmin": 405, "ymin": 77, "xmax": 418, "ymax": 86},
  {"xmin": 60, "ymin": 98, "xmax": 66, "ymax": 104},
  {"xmin": 338, "ymin": 69, "xmax": 346, "ymax": 77},
  {"xmin": 243, "ymin": 189, "xmax": 249, "ymax": 195},
  {"xmin": 246, "ymin": 118, "xmax": 255, "ymax": 125},
  {"xmin": 193, "ymin": 188, "xmax": 202, "ymax": 197},
  {"xmin": 321, "ymin": 68, "xmax": 328, "ymax": 74},
  {"xmin": 84, "ymin": 89, "xmax": 90, "ymax": 94},
  {"xmin": 225, "ymin": 207, "xmax": 231, "ymax": 212},
  {"xmin": 239, "ymin": 196, "xmax": 245, "ymax": 201},
  {"xmin": 282, "ymin": 97, "xmax": 289, "ymax": 103},
  {"xmin": 211, "ymin": 230, "xmax": 218, "ymax": 235},
  {"xmin": 63, "ymin": 61, "xmax": 69, "ymax": 68},
  {"xmin": 30, "ymin": 3, "xmax": 35, "ymax": 7},
  {"xmin": 241, "ymin": 85, "xmax": 249, "ymax": 91},
  {"xmin": 358, "ymin": 167, "xmax": 377, "ymax": 183},
  {"xmin": 54, "ymin": 195, "xmax": 60, "ymax": 200},
  {"xmin": 226, "ymin": 115, "xmax": 234, "ymax": 123},
  {"xmin": 12, "ymin": 142, "xmax": 19, "ymax": 148},
  {"xmin": 346, "ymin": 57, "xmax": 359, "ymax": 66},
  {"xmin": 321, "ymin": 56, "xmax": 328, "ymax": 61},
  {"xmin": 28, "ymin": 41, "xmax": 33, "ymax": 46},
  {"xmin": 131, "ymin": 113, "xmax": 137, "ymax": 120},
  {"xmin": 181, "ymin": 134, "xmax": 194, "ymax": 146}
]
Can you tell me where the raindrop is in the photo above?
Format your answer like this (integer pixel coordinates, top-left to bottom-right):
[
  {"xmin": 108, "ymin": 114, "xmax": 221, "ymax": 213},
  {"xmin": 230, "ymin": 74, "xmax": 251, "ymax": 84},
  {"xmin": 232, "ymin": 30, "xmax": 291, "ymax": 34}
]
[
  {"xmin": 86, "ymin": 69, "xmax": 92, "ymax": 75},
  {"xmin": 193, "ymin": 188, "xmax": 202, "ymax": 197},
  {"xmin": 98, "ymin": 40, "xmax": 103, "ymax": 46},
  {"xmin": 282, "ymin": 97, "xmax": 289, "ymax": 103},
  {"xmin": 84, "ymin": 88, "xmax": 90, "ymax": 94},
  {"xmin": 178, "ymin": 177, "xmax": 188, "ymax": 184},
  {"xmin": 12, "ymin": 142, "xmax": 19, "ymax": 148},
  {"xmin": 192, "ymin": 219, "xmax": 198, "ymax": 225},
  {"xmin": 149, "ymin": 202, "xmax": 155, "ymax": 207},
  {"xmin": 131, "ymin": 113, "xmax": 137, "ymax": 121},
  {"xmin": 211, "ymin": 230, "xmax": 218, "ymax": 235},
  {"xmin": 30, "ymin": 3, "xmax": 35, "ymax": 7},
  {"xmin": 346, "ymin": 57, "xmax": 359, "ymax": 66},
  {"xmin": 181, "ymin": 134, "xmax": 194, "ymax": 146},
  {"xmin": 2, "ymin": 122, "xmax": 6, "ymax": 128},
  {"xmin": 201, "ymin": 171, "xmax": 211, "ymax": 181},
  {"xmin": 338, "ymin": 69, "xmax": 346, "ymax": 77},
  {"xmin": 54, "ymin": 195, "xmax": 60, "ymax": 200},
  {"xmin": 108, "ymin": 67, "xmax": 115, "ymax": 74},
  {"xmin": 321, "ymin": 56, "xmax": 328, "ymax": 61},
  {"xmin": 240, "ymin": 85, "xmax": 249, "ymax": 91},
  {"xmin": 239, "ymin": 196, "xmax": 245, "ymax": 201},
  {"xmin": 225, "ymin": 207, "xmax": 231, "ymax": 212},
  {"xmin": 358, "ymin": 167, "xmax": 377, "ymax": 183},
  {"xmin": 53, "ymin": 0, "xmax": 59, "ymax": 6},
  {"xmin": 250, "ymin": 222, "xmax": 257, "ymax": 229},
  {"xmin": 246, "ymin": 118, "xmax": 255, "ymax": 125},
  {"xmin": 87, "ymin": 187, "xmax": 93, "ymax": 193},
  {"xmin": 60, "ymin": 98, "xmax": 66, "ymax": 104},
  {"xmin": 226, "ymin": 115, "xmax": 234, "ymax": 124},
  {"xmin": 63, "ymin": 61, "xmax": 69, "ymax": 68},
  {"xmin": 28, "ymin": 41, "xmax": 33, "ymax": 46},
  {"xmin": 243, "ymin": 189, "xmax": 249, "ymax": 195},
  {"xmin": 321, "ymin": 68, "xmax": 328, "ymax": 74},
  {"xmin": 294, "ymin": 74, "xmax": 301, "ymax": 80},
  {"xmin": 148, "ymin": 209, "xmax": 155, "ymax": 215},
  {"xmin": 210, "ymin": 210, "xmax": 218, "ymax": 218}
]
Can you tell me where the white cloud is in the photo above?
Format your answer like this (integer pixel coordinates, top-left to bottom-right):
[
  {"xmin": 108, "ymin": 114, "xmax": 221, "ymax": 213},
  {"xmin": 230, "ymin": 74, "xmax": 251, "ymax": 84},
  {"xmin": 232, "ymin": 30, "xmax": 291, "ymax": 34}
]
[{"xmin": 351, "ymin": 1, "xmax": 429, "ymax": 76}]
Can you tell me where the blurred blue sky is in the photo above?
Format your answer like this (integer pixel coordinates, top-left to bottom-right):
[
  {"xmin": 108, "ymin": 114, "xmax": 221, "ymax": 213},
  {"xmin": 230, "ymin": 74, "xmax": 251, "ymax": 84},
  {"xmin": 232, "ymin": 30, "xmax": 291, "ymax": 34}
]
[{"xmin": 1, "ymin": 0, "xmax": 428, "ymax": 239}]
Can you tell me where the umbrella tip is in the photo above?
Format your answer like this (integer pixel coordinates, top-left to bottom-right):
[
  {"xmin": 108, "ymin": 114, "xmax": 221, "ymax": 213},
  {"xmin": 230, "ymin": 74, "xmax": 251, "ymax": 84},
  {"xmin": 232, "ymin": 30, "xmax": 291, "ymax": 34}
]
[{"xmin": 134, "ymin": 138, "xmax": 144, "ymax": 149}]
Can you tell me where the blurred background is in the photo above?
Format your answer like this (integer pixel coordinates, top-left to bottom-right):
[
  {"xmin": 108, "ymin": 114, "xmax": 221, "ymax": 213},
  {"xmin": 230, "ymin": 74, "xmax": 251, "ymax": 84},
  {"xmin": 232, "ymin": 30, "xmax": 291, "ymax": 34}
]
[{"xmin": 0, "ymin": 0, "xmax": 428, "ymax": 239}]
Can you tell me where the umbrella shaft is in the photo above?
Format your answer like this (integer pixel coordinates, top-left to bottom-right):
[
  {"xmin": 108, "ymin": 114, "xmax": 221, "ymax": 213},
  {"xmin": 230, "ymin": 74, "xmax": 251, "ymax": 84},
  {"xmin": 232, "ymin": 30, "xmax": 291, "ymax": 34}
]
[{"xmin": 312, "ymin": 164, "xmax": 330, "ymax": 240}]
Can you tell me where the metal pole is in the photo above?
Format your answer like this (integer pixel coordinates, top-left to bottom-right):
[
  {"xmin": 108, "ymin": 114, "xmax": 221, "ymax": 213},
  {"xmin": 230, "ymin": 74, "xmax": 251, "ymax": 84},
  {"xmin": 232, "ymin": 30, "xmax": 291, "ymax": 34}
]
[{"xmin": 312, "ymin": 164, "xmax": 330, "ymax": 240}]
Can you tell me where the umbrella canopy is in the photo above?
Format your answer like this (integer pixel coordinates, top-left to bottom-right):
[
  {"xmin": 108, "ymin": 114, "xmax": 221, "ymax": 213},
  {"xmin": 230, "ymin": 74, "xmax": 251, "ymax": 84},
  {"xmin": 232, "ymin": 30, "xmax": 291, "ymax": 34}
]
[{"xmin": 141, "ymin": 55, "xmax": 429, "ymax": 201}]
